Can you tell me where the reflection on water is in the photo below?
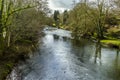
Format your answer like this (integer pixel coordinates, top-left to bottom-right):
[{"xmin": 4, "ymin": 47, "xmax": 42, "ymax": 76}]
[
  {"xmin": 94, "ymin": 41, "xmax": 102, "ymax": 65},
  {"xmin": 7, "ymin": 27, "xmax": 120, "ymax": 80},
  {"xmin": 68, "ymin": 39, "xmax": 120, "ymax": 80},
  {"xmin": 91, "ymin": 41, "xmax": 120, "ymax": 80}
]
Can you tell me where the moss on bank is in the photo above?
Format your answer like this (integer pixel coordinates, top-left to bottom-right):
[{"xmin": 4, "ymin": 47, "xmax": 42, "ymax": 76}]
[{"xmin": 101, "ymin": 40, "xmax": 120, "ymax": 49}]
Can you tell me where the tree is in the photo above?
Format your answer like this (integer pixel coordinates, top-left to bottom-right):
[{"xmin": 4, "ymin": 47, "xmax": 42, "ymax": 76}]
[
  {"xmin": 0, "ymin": 0, "xmax": 38, "ymax": 55},
  {"xmin": 105, "ymin": 16, "xmax": 118, "ymax": 26},
  {"xmin": 68, "ymin": 1, "xmax": 96, "ymax": 39},
  {"xmin": 53, "ymin": 10, "xmax": 60, "ymax": 28},
  {"xmin": 68, "ymin": 0, "xmax": 114, "ymax": 39},
  {"xmin": 63, "ymin": 10, "xmax": 69, "ymax": 25},
  {"xmin": 89, "ymin": 0, "xmax": 110, "ymax": 39},
  {"xmin": 114, "ymin": 0, "xmax": 120, "ymax": 8},
  {"xmin": 112, "ymin": 0, "xmax": 120, "ymax": 20}
]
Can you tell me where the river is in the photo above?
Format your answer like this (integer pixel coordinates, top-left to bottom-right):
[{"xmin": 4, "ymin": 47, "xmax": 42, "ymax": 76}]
[{"xmin": 7, "ymin": 27, "xmax": 120, "ymax": 80}]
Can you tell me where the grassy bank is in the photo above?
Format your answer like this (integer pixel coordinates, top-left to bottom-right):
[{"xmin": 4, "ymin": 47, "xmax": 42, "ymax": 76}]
[{"xmin": 101, "ymin": 40, "xmax": 120, "ymax": 49}]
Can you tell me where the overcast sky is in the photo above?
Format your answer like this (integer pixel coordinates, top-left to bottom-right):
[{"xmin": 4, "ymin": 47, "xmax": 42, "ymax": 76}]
[
  {"xmin": 48, "ymin": 0, "xmax": 96, "ymax": 12},
  {"xmin": 48, "ymin": 0, "xmax": 80, "ymax": 12}
]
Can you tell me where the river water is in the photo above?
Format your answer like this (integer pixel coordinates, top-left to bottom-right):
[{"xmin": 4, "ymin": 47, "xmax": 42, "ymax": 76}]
[{"xmin": 7, "ymin": 27, "xmax": 120, "ymax": 80}]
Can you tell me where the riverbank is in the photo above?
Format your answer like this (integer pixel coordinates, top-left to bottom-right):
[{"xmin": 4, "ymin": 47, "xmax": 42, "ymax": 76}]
[
  {"xmin": 0, "ymin": 27, "xmax": 43, "ymax": 80},
  {"xmin": 101, "ymin": 39, "xmax": 120, "ymax": 49},
  {"xmin": 59, "ymin": 26, "xmax": 120, "ymax": 50},
  {"xmin": 0, "ymin": 42, "xmax": 39, "ymax": 80},
  {"xmin": 0, "ymin": 56, "xmax": 15, "ymax": 80}
]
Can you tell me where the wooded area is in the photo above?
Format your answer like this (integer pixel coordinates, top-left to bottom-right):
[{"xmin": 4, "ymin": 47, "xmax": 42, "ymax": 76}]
[
  {"xmin": 52, "ymin": 0, "xmax": 120, "ymax": 48},
  {"xmin": 0, "ymin": 0, "xmax": 52, "ymax": 79},
  {"xmin": 69, "ymin": 0, "xmax": 120, "ymax": 40}
]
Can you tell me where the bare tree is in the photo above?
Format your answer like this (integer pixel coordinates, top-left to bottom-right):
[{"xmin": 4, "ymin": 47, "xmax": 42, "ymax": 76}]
[{"xmin": 0, "ymin": 0, "xmax": 37, "ymax": 55}]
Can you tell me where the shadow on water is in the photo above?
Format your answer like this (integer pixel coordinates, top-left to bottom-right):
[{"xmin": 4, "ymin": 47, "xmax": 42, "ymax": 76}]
[{"xmin": 72, "ymin": 39, "xmax": 94, "ymax": 64}]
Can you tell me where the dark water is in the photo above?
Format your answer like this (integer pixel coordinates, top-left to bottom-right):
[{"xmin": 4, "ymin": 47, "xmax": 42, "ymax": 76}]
[{"xmin": 7, "ymin": 27, "xmax": 120, "ymax": 80}]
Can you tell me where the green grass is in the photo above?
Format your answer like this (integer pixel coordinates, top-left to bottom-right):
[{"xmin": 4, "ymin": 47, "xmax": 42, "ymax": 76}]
[{"xmin": 101, "ymin": 40, "xmax": 120, "ymax": 48}]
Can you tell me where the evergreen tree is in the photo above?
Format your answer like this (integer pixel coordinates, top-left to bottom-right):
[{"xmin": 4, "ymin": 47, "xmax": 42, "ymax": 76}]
[
  {"xmin": 63, "ymin": 10, "xmax": 69, "ymax": 25},
  {"xmin": 53, "ymin": 10, "xmax": 60, "ymax": 28}
]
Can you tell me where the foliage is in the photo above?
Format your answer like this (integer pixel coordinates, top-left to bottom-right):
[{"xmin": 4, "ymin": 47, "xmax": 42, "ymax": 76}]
[
  {"xmin": 0, "ymin": 0, "xmax": 51, "ymax": 79},
  {"xmin": 0, "ymin": 0, "xmax": 51, "ymax": 55},
  {"xmin": 53, "ymin": 10, "xmax": 60, "ymax": 27},
  {"xmin": 105, "ymin": 16, "xmax": 118, "ymax": 26},
  {"xmin": 67, "ymin": 0, "xmax": 115, "ymax": 39},
  {"xmin": 114, "ymin": 0, "xmax": 120, "ymax": 8},
  {"xmin": 68, "ymin": 2, "xmax": 97, "ymax": 39},
  {"xmin": 63, "ymin": 10, "xmax": 69, "ymax": 25},
  {"xmin": 0, "ymin": 0, "xmax": 36, "ymax": 55}
]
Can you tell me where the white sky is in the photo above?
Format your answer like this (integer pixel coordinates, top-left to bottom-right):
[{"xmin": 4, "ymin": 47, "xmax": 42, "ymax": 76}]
[
  {"xmin": 48, "ymin": 0, "xmax": 80, "ymax": 12},
  {"xmin": 48, "ymin": 0, "xmax": 96, "ymax": 12}
]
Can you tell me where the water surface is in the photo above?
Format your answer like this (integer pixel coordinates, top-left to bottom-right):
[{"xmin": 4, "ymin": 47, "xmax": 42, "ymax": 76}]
[{"xmin": 7, "ymin": 27, "xmax": 120, "ymax": 80}]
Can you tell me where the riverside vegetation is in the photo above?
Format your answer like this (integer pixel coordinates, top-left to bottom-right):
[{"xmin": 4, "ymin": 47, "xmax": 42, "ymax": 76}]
[
  {"xmin": 52, "ymin": 0, "xmax": 120, "ymax": 49},
  {"xmin": 0, "ymin": 0, "xmax": 53, "ymax": 79}
]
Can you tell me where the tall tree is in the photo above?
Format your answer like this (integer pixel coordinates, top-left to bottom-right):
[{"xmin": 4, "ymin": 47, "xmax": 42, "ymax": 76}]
[
  {"xmin": 53, "ymin": 10, "xmax": 60, "ymax": 28},
  {"xmin": 63, "ymin": 10, "xmax": 69, "ymax": 25},
  {"xmin": 68, "ymin": 0, "xmax": 112, "ymax": 39}
]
